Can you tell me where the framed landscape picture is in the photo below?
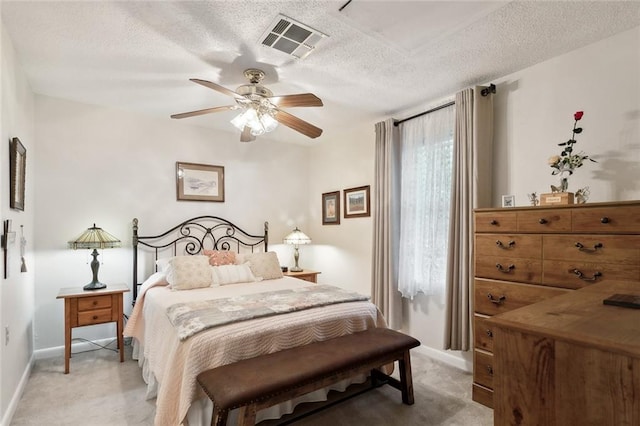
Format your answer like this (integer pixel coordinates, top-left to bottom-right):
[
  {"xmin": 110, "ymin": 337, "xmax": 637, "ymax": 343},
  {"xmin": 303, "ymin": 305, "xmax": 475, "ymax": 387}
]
[
  {"xmin": 344, "ymin": 185, "xmax": 370, "ymax": 218},
  {"xmin": 176, "ymin": 162, "xmax": 225, "ymax": 202},
  {"xmin": 322, "ymin": 191, "xmax": 340, "ymax": 225}
]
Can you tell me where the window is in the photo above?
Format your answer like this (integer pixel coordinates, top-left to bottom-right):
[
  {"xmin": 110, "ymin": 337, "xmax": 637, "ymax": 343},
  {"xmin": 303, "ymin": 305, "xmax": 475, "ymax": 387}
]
[{"xmin": 397, "ymin": 105, "xmax": 454, "ymax": 298}]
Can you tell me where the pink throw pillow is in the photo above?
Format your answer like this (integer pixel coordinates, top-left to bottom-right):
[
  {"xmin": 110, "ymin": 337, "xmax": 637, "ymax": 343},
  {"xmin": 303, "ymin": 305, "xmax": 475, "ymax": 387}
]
[{"xmin": 203, "ymin": 249, "xmax": 236, "ymax": 266}]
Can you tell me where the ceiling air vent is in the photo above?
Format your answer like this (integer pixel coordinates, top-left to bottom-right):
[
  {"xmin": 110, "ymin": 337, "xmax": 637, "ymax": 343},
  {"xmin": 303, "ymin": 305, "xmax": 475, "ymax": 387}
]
[{"xmin": 261, "ymin": 14, "xmax": 328, "ymax": 60}]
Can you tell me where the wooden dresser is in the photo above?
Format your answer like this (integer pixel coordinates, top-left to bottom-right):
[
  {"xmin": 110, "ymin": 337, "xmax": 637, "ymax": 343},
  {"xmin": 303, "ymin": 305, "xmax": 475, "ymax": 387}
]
[
  {"xmin": 489, "ymin": 280, "xmax": 640, "ymax": 425},
  {"xmin": 472, "ymin": 200, "xmax": 640, "ymax": 408}
]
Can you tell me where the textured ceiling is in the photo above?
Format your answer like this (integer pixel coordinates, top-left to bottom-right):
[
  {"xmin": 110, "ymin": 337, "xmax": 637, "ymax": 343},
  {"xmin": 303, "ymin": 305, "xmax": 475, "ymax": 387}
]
[{"xmin": 1, "ymin": 1, "xmax": 639, "ymax": 144}]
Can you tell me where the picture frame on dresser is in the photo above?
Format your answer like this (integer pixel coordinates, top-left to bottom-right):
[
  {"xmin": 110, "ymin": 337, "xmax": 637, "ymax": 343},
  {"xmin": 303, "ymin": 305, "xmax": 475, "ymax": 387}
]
[
  {"xmin": 501, "ymin": 195, "xmax": 515, "ymax": 208},
  {"xmin": 10, "ymin": 137, "xmax": 26, "ymax": 211},
  {"xmin": 176, "ymin": 162, "xmax": 224, "ymax": 202}
]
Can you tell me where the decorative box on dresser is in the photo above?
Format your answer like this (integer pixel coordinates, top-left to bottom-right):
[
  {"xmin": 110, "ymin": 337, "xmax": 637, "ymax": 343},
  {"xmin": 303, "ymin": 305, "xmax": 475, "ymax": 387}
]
[{"xmin": 472, "ymin": 200, "xmax": 640, "ymax": 409}]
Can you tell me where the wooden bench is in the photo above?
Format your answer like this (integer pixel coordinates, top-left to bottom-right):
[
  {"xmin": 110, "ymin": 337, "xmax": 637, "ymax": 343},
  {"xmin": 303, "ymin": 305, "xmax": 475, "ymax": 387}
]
[{"xmin": 196, "ymin": 327, "xmax": 421, "ymax": 426}]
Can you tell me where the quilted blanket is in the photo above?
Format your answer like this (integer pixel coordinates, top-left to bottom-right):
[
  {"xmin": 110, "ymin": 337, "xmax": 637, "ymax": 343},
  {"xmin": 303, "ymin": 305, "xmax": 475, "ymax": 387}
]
[{"xmin": 167, "ymin": 284, "xmax": 369, "ymax": 340}]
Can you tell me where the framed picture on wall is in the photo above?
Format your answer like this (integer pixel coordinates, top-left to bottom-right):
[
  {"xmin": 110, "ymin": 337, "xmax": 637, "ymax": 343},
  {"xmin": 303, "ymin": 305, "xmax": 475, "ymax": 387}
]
[
  {"xmin": 176, "ymin": 162, "xmax": 225, "ymax": 202},
  {"xmin": 322, "ymin": 191, "xmax": 340, "ymax": 225},
  {"xmin": 344, "ymin": 185, "xmax": 371, "ymax": 218},
  {"xmin": 10, "ymin": 137, "xmax": 26, "ymax": 211}
]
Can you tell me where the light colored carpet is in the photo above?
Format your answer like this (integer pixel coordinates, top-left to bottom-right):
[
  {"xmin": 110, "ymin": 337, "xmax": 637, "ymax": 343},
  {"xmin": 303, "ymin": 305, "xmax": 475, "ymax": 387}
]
[{"xmin": 11, "ymin": 342, "xmax": 493, "ymax": 425}]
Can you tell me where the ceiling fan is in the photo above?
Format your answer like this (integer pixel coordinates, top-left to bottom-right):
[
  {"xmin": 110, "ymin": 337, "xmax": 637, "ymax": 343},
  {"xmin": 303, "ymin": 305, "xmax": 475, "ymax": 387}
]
[{"xmin": 171, "ymin": 69, "xmax": 323, "ymax": 142}]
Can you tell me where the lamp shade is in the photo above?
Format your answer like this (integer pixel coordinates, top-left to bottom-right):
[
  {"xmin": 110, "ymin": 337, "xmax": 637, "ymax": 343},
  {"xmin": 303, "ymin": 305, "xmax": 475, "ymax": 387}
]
[
  {"xmin": 68, "ymin": 224, "xmax": 121, "ymax": 250},
  {"xmin": 283, "ymin": 227, "xmax": 311, "ymax": 246}
]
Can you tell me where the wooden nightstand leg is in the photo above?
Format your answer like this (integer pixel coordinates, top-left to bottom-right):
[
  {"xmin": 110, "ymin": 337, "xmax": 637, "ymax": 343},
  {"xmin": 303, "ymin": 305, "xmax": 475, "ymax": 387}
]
[
  {"xmin": 64, "ymin": 298, "xmax": 71, "ymax": 374},
  {"xmin": 117, "ymin": 294, "xmax": 124, "ymax": 362}
]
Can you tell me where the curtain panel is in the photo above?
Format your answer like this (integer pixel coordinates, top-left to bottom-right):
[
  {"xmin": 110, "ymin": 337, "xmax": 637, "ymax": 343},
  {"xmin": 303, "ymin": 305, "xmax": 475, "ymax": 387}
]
[
  {"xmin": 371, "ymin": 118, "xmax": 402, "ymax": 330},
  {"xmin": 444, "ymin": 87, "xmax": 494, "ymax": 351}
]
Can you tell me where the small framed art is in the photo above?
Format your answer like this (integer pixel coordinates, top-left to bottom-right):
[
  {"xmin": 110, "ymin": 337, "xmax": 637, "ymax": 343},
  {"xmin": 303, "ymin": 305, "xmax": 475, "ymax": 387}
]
[
  {"xmin": 322, "ymin": 191, "xmax": 340, "ymax": 225},
  {"xmin": 176, "ymin": 162, "xmax": 225, "ymax": 202},
  {"xmin": 10, "ymin": 137, "xmax": 26, "ymax": 211},
  {"xmin": 344, "ymin": 185, "xmax": 371, "ymax": 218},
  {"xmin": 501, "ymin": 195, "xmax": 515, "ymax": 208}
]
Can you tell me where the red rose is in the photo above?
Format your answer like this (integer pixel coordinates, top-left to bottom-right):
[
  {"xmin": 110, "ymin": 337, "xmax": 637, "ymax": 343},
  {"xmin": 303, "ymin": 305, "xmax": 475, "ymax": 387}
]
[{"xmin": 574, "ymin": 111, "xmax": 584, "ymax": 120}]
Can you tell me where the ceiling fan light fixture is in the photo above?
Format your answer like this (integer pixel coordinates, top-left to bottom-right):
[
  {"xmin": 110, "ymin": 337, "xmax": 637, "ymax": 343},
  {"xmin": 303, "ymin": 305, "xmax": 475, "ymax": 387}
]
[{"xmin": 230, "ymin": 106, "xmax": 279, "ymax": 137}]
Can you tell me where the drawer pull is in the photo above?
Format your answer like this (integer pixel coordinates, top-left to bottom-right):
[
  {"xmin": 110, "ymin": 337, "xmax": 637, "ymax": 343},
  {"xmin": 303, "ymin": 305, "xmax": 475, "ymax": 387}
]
[
  {"xmin": 93, "ymin": 301, "xmax": 98, "ymax": 306},
  {"xmin": 486, "ymin": 365, "xmax": 494, "ymax": 376},
  {"xmin": 571, "ymin": 269, "xmax": 602, "ymax": 281},
  {"xmin": 490, "ymin": 220, "xmax": 498, "ymax": 225},
  {"xmin": 485, "ymin": 329, "xmax": 493, "ymax": 338},
  {"xmin": 92, "ymin": 315, "xmax": 98, "ymax": 320},
  {"xmin": 575, "ymin": 242, "xmax": 603, "ymax": 253},
  {"xmin": 600, "ymin": 217, "xmax": 610, "ymax": 224},
  {"xmin": 487, "ymin": 293, "xmax": 506, "ymax": 305},
  {"xmin": 495, "ymin": 263, "xmax": 515, "ymax": 273},
  {"xmin": 495, "ymin": 240, "xmax": 515, "ymax": 249},
  {"xmin": 538, "ymin": 218, "xmax": 548, "ymax": 224}
]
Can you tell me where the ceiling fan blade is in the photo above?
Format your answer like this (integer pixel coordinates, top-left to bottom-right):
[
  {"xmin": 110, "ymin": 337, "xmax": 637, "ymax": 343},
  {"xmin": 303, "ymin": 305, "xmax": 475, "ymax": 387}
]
[
  {"xmin": 190, "ymin": 78, "xmax": 242, "ymax": 99},
  {"xmin": 275, "ymin": 109, "xmax": 323, "ymax": 139},
  {"xmin": 268, "ymin": 93, "xmax": 323, "ymax": 108},
  {"xmin": 170, "ymin": 105, "xmax": 236, "ymax": 119},
  {"xmin": 240, "ymin": 127, "xmax": 256, "ymax": 142}
]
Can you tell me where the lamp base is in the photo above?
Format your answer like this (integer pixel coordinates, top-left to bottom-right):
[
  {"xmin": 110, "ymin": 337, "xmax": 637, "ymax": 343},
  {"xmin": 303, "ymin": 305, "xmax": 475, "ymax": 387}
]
[
  {"xmin": 290, "ymin": 266, "xmax": 303, "ymax": 272},
  {"xmin": 83, "ymin": 281, "xmax": 107, "ymax": 291}
]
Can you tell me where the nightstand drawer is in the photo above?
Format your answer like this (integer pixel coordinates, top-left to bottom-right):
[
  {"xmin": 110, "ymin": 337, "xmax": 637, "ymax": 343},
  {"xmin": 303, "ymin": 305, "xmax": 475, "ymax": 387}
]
[
  {"xmin": 78, "ymin": 308, "xmax": 113, "ymax": 326},
  {"xmin": 78, "ymin": 295, "xmax": 112, "ymax": 311}
]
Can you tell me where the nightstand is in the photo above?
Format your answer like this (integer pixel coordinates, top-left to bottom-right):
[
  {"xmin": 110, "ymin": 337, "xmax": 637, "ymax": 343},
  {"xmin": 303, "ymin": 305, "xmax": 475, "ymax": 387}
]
[
  {"xmin": 56, "ymin": 284, "xmax": 129, "ymax": 374},
  {"xmin": 283, "ymin": 270, "xmax": 320, "ymax": 283}
]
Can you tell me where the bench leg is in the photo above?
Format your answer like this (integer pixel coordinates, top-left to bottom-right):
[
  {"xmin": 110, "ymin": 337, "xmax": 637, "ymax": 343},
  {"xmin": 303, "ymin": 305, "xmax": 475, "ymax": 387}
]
[
  {"xmin": 237, "ymin": 404, "xmax": 257, "ymax": 426},
  {"xmin": 211, "ymin": 407, "xmax": 228, "ymax": 426},
  {"xmin": 399, "ymin": 350, "xmax": 415, "ymax": 405}
]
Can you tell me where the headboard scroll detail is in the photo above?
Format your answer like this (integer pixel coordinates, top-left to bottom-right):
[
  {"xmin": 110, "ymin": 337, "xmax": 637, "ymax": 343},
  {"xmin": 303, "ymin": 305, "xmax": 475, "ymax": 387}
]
[{"xmin": 132, "ymin": 216, "xmax": 268, "ymax": 304}]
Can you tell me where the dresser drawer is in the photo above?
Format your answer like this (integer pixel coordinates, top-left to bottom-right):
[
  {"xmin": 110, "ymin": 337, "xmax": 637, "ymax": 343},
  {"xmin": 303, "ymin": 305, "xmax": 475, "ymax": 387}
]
[
  {"xmin": 517, "ymin": 210, "xmax": 572, "ymax": 233},
  {"xmin": 474, "ymin": 315, "xmax": 495, "ymax": 353},
  {"xmin": 475, "ymin": 255, "xmax": 542, "ymax": 284},
  {"xmin": 78, "ymin": 295, "xmax": 112, "ymax": 311},
  {"xmin": 542, "ymin": 260, "xmax": 640, "ymax": 289},
  {"xmin": 543, "ymin": 235, "xmax": 640, "ymax": 265},
  {"xmin": 77, "ymin": 308, "xmax": 113, "ymax": 326},
  {"xmin": 474, "ymin": 350, "xmax": 494, "ymax": 389},
  {"xmin": 474, "ymin": 279, "xmax": 570, "ymax": 316},
  {"xmin": 475, "ymin": 234, "xmax": 542, "ymax": 258},
  {"xmin": 475, "ymin": 211, "xmax": 517, "ymax": 233},
  {"xmin": 572, "ymin": 205, "xmax": 640, "ymax": 233}
]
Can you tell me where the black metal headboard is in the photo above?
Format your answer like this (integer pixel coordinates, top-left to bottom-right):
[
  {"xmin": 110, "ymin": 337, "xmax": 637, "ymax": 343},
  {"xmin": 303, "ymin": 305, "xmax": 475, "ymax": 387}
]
[{"xmin": 132, "ymin": 216, "xmax": 268, "ymax": 303}]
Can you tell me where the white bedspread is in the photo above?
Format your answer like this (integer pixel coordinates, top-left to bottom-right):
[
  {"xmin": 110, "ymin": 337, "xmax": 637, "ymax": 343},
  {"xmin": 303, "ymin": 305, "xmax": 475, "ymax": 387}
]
[{"xmin": 124, "ymin": 276, "xmax": 385, "ymax": 425}]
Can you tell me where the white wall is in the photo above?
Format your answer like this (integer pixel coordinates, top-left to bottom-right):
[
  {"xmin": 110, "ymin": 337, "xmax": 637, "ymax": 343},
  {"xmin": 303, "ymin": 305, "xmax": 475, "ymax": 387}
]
[
  {"xmin": 493, "ymin": 26, "xmax": 640, "ymax": 205},
  {"xmin": 0, "ymin": 23, "xmax": 36, "ymax": 425},
  {"xmin": 32, "ymin": 97, "xmax": 312, "ymax": 351}
]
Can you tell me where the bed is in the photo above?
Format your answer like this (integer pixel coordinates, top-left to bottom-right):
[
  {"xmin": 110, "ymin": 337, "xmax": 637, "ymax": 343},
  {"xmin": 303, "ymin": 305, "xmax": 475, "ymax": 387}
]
[{"xmin": 124, "ymin": 216, "xmax": 387, "ymax": 425}]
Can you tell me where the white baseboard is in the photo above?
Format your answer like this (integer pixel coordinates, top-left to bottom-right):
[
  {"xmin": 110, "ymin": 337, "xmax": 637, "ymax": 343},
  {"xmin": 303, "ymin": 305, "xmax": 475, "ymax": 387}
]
[
  {"xmin": 1, "ymin": 353, "xmax": 34, "ymax": 426},
  {"xmin": 414, "ymin": 344, "xmax": 473, "ymax": 372},
  {"xmin": 34, "ymin": 338, "xmax": 117, "ymax": 360}
]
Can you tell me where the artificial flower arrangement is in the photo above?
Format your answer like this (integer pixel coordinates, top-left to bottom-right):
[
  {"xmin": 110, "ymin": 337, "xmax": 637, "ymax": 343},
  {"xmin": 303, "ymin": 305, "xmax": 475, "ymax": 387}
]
[{"xmin": 547, "ymin": 111, "xmax": 596, "ymax": 192}]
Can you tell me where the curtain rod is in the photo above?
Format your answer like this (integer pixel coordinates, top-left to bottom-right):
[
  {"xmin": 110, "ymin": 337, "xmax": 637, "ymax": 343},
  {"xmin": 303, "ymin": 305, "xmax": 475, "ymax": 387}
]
[
  {"xmin": 394, "ymin": 101, "xmax": 454, "ymax": 127},
  {"xmin": 393, "ymin": 83, "xmax": 496, "ymax": 127}
]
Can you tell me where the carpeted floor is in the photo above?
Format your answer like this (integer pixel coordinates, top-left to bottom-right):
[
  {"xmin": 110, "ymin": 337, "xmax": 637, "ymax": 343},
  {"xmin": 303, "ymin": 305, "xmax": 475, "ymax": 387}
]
[{"xmin": 11, "ymin": 341, "xmax": 492, "ymax": 425}]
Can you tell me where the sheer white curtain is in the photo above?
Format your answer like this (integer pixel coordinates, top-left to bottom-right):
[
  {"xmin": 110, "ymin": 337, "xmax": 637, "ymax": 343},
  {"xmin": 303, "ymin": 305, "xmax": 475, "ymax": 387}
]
[{"xmin": 398, "ymin": 104, "xmax": 454, "ymax": 298}]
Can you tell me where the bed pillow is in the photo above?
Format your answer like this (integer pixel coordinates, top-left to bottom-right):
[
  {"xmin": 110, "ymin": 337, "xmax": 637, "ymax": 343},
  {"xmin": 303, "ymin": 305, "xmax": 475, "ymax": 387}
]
[
  {"xmin": 211, "ymin": 263, "xmax": 260, "ymax": 286},
  {"xmin": 243, "ymin": 251, "xmax": 283, "ymax": 280},
  {"xmin": 203, "ymin": 249, "xmax": 237, "ymax": 266},
  {"xmin": 166, "ymin": 255, "xmax": 213, "ymax": 290}
]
